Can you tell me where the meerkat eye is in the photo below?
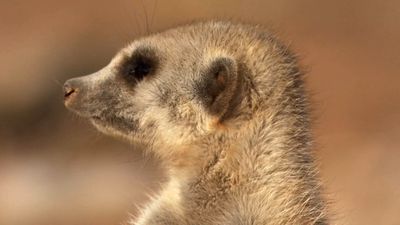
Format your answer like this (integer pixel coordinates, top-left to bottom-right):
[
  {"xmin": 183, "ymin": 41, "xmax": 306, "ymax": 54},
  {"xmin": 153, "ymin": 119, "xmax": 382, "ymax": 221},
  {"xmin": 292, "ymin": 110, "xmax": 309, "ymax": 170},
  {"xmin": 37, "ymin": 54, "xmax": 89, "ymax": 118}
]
[
  {"xmin": 120, "ymin": 47, "xmax": 158, "ymax": 83},
  {"xmin": 126, "ymin": 57, "xmax": 153, "ymax": 81}
]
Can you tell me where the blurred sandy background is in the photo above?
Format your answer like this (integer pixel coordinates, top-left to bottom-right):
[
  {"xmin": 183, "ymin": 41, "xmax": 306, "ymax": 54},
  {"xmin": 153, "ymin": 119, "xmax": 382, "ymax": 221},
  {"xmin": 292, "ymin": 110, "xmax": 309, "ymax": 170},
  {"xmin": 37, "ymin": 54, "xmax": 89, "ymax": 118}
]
[{"xmin": 0, "ymin": 0, "xmax": 399, "ymax": 225}]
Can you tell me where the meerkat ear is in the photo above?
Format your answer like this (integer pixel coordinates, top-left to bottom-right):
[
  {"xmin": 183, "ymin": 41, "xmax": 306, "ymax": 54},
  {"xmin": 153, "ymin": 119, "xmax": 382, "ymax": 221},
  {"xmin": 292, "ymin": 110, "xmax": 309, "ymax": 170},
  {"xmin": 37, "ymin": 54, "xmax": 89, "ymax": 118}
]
[{"xmin": 196, "ymin": 56, "xmax": 239, "ymax": 118}]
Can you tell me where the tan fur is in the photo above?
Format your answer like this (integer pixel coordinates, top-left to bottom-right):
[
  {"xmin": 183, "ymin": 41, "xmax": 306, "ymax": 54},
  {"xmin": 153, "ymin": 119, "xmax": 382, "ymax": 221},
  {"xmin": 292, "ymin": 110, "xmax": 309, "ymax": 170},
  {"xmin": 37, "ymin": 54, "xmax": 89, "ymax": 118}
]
[{"xmin": 64, "ymin": 21, "xmax": 329, "ymax": 225}]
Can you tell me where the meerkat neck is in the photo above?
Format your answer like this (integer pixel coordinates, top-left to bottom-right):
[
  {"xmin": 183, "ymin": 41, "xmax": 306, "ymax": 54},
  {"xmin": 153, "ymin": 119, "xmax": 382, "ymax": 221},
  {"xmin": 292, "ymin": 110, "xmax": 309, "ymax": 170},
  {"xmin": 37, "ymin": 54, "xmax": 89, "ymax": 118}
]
[
  {"xmin": 166, "ymin": 113, "xmax": 311, "ymax": 181},
  {"xmin": 153, "ymin": 111, "xmax": 326, "ymax": 224}
]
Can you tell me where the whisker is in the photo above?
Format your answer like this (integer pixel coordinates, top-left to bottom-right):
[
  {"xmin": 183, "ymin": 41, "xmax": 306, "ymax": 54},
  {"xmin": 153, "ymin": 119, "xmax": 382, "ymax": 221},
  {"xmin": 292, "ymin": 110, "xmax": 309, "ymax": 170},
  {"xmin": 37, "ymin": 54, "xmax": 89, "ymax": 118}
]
[
  {"xmin": 50, "ymin": 77, "xmax": 63, "ymax": 87},
  {"xmin": 113, "ymin": 3, "xmax": 135, "ymax": 42},
  {"xmin": 150, "ymin": 0, "xmax": 158, "ymax": 30},
  {"xmin": 133, "ymin": 9, "xmax": 143, "ymax": 36},
  {"xmin": 120, "ymin": 0, "xmax": 141, "ymax": 40},
  {"xmin": 139, "ymin": 0, "xmax": 150, "ymax": 34}
]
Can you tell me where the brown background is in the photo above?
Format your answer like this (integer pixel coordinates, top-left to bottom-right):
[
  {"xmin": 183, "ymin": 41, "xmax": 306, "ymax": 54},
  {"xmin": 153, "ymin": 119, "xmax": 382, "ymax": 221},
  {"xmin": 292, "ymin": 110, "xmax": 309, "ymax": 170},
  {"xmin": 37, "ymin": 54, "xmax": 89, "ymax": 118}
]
[{"xmin": 1, "ymin": 0, "xmax": 399, "ymax": 225}]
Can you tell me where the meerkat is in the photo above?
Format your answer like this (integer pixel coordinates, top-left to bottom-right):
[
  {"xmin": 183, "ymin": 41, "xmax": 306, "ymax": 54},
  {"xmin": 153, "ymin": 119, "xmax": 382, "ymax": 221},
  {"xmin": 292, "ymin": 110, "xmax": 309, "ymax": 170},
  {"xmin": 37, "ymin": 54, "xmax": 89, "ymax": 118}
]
[{"xmin": 63, "ymin": 21, "xmax": 328, "ymax": 225}]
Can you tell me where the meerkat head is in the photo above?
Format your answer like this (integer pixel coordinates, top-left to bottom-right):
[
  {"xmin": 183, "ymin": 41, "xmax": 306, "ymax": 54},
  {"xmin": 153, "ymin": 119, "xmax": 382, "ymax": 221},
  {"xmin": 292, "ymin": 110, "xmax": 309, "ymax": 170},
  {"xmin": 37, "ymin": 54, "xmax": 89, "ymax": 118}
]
[
  {"xmin": 63, "ymin": 22, "xmax": 256, "ymax": 154},
  {"xmin": 63, "ymin": 21, "xmax": 303, "ymax": 160}
]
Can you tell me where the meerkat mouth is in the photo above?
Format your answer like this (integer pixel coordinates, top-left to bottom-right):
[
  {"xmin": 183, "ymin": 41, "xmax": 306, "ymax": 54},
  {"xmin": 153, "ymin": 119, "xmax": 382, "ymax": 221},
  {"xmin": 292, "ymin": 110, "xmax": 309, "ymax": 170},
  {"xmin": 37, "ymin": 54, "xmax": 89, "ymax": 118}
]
[
  {"xmin": 90, "ymin": 114, "xmax": 140, "ymax": 134},
  {"xmin": 90, "ymin": 116, "xmax": 104, "ymax": 126}
]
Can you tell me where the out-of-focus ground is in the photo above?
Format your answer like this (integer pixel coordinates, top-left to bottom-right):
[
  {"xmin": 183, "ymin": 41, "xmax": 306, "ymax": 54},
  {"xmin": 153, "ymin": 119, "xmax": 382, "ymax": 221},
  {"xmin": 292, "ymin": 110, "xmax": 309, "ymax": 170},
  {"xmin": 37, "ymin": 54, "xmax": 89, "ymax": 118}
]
[{"xmin": 0, "ymin": 0, "xmax": 399, "ymax": 224}]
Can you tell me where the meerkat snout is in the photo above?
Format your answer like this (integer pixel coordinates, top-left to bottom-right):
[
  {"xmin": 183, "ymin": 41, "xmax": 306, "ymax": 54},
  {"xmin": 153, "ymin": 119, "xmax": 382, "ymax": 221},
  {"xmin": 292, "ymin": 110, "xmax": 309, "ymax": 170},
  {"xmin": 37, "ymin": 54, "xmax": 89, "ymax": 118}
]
[
  {"xmin": 63, "ymin": 74, "xmax": 101, "ymax": 118},
  {"xmin": 63, "ymin": 79, "xmax": 78, "ymax": 103},
  {"xmin": 63, "ymin": 77, "xmax": 88, "ymax": 111}
]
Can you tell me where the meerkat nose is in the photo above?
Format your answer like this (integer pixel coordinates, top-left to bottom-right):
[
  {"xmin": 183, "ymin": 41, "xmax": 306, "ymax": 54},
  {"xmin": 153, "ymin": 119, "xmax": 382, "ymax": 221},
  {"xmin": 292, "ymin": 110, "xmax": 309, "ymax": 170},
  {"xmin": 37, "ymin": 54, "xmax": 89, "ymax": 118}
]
[
  {"xmin": 64, "ymin": 83, "xmax": 75, "ymax": 98},
  {"xmin": 63, "ymin": 79, "xmax": 78, "ymax": 104}
]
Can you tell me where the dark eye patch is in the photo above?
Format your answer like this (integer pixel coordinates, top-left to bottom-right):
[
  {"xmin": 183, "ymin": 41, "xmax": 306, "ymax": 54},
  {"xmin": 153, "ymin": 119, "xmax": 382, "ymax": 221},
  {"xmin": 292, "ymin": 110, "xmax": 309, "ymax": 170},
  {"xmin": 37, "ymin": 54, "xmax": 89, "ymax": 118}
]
[
  {"xmin": 120, "ymin": 47, "xmax": 158, "ymax": 82},
  {"xmin": 125, "ymin": 56, "xmax": 153, "ymax": 80}
]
